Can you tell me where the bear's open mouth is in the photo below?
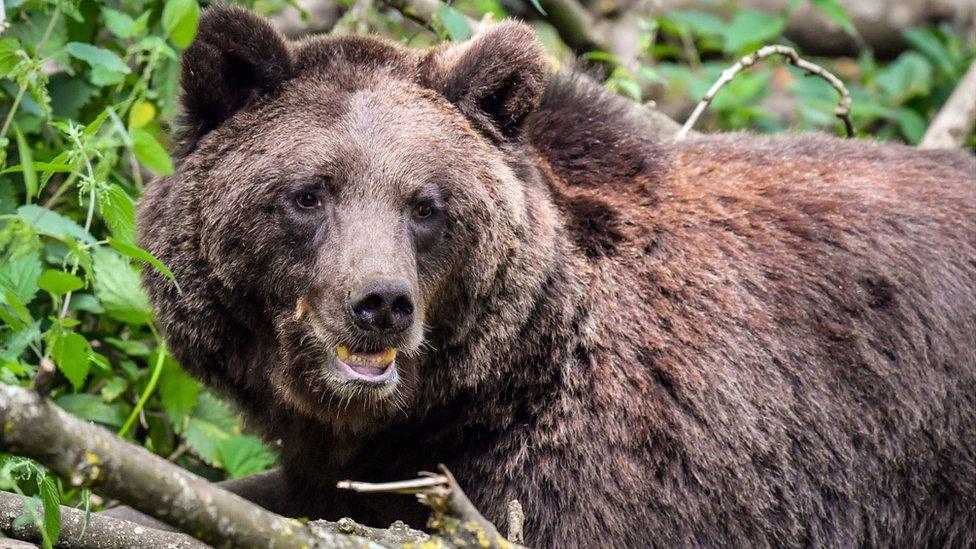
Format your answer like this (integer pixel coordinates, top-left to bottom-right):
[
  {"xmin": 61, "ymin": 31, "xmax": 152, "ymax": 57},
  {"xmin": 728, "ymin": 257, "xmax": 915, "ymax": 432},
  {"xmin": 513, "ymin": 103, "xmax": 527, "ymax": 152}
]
[{"xmin": 334, "ymin": 345, "xmax": 397, "ymax": 383}]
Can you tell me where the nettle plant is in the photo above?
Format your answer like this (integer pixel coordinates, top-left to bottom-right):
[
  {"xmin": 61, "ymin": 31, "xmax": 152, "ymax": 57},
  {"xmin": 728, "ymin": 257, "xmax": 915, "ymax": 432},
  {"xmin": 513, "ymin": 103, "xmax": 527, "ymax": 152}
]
[
  {"xmin": 0, "ymin": 0, "xmax": 277, "ymax": 539},
  {"xmin": 587, "ymin": 3, "xmax": 973, "ymax": 144}
]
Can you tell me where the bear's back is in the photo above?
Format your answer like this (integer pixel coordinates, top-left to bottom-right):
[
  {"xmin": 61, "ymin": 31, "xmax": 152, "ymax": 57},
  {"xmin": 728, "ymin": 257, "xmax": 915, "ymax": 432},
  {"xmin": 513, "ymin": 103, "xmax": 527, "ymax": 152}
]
[{"xmin": 517, "ymin": 79, "xmax": 976, "ymax": 545}]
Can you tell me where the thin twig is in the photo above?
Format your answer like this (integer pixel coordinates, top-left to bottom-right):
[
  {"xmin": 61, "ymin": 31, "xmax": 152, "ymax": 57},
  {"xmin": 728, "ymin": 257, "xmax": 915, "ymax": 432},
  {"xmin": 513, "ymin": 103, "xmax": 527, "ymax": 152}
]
[
  {"xmin": 677, "ymin": 45, "xmax": 854, "ymax": 140},
  {"xmin": 337, "ymin": 475, "xmax": 448, "ymax": 494}
]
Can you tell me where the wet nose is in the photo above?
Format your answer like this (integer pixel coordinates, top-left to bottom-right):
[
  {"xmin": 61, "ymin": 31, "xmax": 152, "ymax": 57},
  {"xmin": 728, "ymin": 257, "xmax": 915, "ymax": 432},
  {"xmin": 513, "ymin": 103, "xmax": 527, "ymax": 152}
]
[{"xmin": 348, "ymin": 279, "xmax": 414, "ymax": 334}]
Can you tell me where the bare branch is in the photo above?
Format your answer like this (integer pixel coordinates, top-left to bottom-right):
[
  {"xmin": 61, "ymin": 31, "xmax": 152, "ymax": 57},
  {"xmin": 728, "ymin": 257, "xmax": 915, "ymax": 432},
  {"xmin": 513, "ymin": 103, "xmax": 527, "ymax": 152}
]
[
  {"xmin": 337, "ymin": 474, "xmax": 448, "ymax": 494},
  {"xmin": 339, "ymin": 465, "xmax": 526, "ymax": 549},
  {"xmin": 920, "ymin": 58, "xmax": 976, "ymax": 150},
  {"xmin": 0, "ymin": 490, "xmax": 207, "ymax": 549},
  {"xmin": 677, "ymin": 45, "xmax": 854, "ymax": 140}
]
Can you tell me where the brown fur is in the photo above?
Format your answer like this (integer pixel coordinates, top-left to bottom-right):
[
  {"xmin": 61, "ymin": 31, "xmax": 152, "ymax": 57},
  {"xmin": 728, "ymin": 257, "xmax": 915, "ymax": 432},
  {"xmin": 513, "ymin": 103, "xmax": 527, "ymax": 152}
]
[{"xmin": 137, "ymin": 5, "xmax": 976, "ymax": 546}]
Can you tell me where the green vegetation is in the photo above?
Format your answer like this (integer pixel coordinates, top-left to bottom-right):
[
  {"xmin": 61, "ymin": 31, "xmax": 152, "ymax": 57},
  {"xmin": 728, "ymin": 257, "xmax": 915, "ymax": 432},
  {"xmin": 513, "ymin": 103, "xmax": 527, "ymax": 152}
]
[{"xmin": 0, "ymin": 0, "xmax": 971, "ymax": 546}]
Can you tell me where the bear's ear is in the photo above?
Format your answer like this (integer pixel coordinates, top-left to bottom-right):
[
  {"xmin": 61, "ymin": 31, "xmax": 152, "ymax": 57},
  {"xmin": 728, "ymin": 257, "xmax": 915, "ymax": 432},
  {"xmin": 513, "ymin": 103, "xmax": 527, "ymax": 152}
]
[
  {"xmin": 424, "ymin": 22, "xmax": 548, "ymax": 141},
  {"xmin": 178, "ymin": 4, "xmax": 293, "ymax": 154}
]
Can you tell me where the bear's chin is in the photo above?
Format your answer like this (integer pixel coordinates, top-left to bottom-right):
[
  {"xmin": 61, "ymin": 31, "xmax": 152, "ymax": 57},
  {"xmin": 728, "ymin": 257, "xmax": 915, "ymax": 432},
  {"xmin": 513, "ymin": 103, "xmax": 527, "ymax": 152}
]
[{"xmin": 270, "ymin": 353, "xmax": 414, "ymax": 434}]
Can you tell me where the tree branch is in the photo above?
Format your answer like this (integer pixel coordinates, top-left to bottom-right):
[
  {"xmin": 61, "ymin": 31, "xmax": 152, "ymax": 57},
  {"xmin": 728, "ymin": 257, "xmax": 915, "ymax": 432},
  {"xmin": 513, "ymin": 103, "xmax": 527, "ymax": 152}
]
[
  {"xmin": 0, "ymin": 384, "xmax": 371, "ymax": 548},
  {"xmin": 920, "ymin": 58, "xmax": 976, "ymax": 150},
  {"xmin": 677, "ymin": 45, "xmax": 853, "ymax": 139},
  {"xmin": 339, "ymin": 465, "xmax": 528, "ymax": 549},
  {"xmin": 0, "ymin": 384, "xmax": 520, "ymax": 548},
  {"xmin": 0, "ymin": 491, "xmax": 207, "ymax": 549}
]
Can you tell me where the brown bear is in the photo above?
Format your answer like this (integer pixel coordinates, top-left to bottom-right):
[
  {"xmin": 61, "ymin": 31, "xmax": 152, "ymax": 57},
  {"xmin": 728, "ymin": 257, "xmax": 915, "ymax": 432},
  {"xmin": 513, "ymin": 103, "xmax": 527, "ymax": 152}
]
[{"xmin": 136, "ymin": 4, "xmax": 976, "ymax": 546}]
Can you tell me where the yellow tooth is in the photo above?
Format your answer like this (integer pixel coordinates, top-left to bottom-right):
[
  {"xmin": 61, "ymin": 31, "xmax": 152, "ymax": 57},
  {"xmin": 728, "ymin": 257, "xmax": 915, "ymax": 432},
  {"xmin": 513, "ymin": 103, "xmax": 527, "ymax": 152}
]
[
  {"xmin": 336, "ymin": 345, "xmax": 350, "ymax": 360},
  {"xmin": 381, "ymin": 348, "xmax": 397, "ymax": 364}
]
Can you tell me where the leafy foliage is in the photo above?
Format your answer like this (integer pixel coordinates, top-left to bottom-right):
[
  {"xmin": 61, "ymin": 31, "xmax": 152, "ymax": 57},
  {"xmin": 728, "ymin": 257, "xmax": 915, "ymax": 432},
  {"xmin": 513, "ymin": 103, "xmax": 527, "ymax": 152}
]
[
  {"xmin": 643, "ymin": 5, "xmax": 975, "ymax": 142},
  {"xmin": 0, "ymin": 0, "xmax": 972, "ymax": 542},
  {"xmin": 0, "ymin": 0, "xmax": 280, "ymax": 539}
]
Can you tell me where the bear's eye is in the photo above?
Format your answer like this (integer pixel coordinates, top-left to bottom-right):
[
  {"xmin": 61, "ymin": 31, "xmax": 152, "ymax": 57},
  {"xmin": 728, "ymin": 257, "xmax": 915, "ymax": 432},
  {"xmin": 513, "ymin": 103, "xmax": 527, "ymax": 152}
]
[
  {"xmin": 413, "ymin": 202, "xmax": 435, "ymax": 220},
  {"xmin": 295, "ymin": 192, "xmax": 321, "ymax": 210}
]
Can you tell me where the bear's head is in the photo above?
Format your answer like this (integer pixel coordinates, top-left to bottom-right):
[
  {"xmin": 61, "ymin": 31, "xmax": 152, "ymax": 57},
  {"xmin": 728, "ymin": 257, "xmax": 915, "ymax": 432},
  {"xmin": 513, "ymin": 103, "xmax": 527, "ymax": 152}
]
[{"xmin": 139, "ymin": 5, "xmax": 562, "ymax": 433}]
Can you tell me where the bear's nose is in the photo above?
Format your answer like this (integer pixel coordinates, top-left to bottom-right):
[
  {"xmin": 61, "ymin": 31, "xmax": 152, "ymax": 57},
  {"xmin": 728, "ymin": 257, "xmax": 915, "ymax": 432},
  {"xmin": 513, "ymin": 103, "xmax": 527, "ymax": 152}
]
[{"xmin": 348, "ymin": 279, "xmax": 414, "ymax": 334}]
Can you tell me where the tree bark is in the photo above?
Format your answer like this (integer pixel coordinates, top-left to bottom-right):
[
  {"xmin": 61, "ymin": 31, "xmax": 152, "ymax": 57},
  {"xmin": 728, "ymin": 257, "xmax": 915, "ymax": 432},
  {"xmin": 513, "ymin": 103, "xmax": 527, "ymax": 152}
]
[{"xmin": 0, "ymin": 491, "xmax": 207, "ymax": 549}]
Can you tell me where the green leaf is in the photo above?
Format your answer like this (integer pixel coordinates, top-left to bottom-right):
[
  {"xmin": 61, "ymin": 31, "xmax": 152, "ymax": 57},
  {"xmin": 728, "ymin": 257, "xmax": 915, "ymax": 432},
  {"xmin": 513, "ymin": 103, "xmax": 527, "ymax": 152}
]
[
  {"xmin": 38, "ymin": 475, "xmax": 60, "ymax": 549},
  {"xmin": 105, "ymin": 337, "xmax": 151, "ymax": 357},
  {"xmin": 723, "ymin": 11, "xmax": 787, "ymax": 54},
  {"xmin": 102, "ymin": 8, "xmax": 136, "ymax": 39},
  {"xmin": 0, "ymin": 249, "xmax": 41, "ymax": 305},
  {"xmin": 52, "ymin": 331, "xmax": 92, "ymax": 390},
  {"xmin": 54, "ymin": 394, "xmax": 129, "ymax": 428},
  {"xmin": 1, "ymin": 321, "xmax": 40, "ymax": 363},
  {"xmin": 1, "ymin": 289, "xmax": 32, "ymax": 327},
  {"xmin": 83, "ymin": 111, "xmax": 110, "ymax": 137},
  {"xmin": 667, "ymin": 10, "xmax": 725, "ymax": 37},
  {"xmin": 102, "ymin": 8, "xmax": 149, "ymax": 39},
  {"xmin": 895, "ymin": 107, "xmax": 927, "ymax": 144},
  {"xmin": 131, "ymin": 128, "xmax": 174, "ymax": 175},
  {"xmin": 904, "ymin": 28, "xmax": 954, "ymax": 76},
  {"xmin": 0, "ymin": 38, "xmax": 22, "ymax": 77},
  {"xmin": 100, "ymin": 376, "xmax": 128, "ymax": 402},
  {"xmin": 65, "ymin": 42, "xmax": 131, "ymax": 75},
  {"xmin": 91, "ymin": 66, "xmax": 127, "ymax": 87},
  {"xmin": 68, "ymin": 293, "xmax": 103, "ymax": 314},
  {"xmin": 582, "ymin": 51, "xmax": 623, "ymax": 65},
  {"xmin": 876, "ymin": 52, "xmax": 932, "ymax": 102},
  {"xmin": 12, "ymin": 124, "xmax": 37, "ymax": 202},
  {"xmin": 159, "ymin": 356, "xmax": 200, "ymax": 430},
  {"xmin": 3, "ymin": 162, "xmax": 73, "ymax": 176},
  {"xmin": 38, "ymin": 270, "xmax": 84, "ymax": 296},
  {"xmin": 17, "ymin": 204, "xmax": 97, "ymax": 245},
  {"xmin": 437, "ymin": 4, "xmax": 471, "ymax": 41},
  {"xmin": 184, "ymin": 393, "xmax": 239, "ymax": 465},
  {"xmin": 808, "ymin": 0, "xmax": 857, "ymax": 37},
  {"xmin": 217, "ymin": 435, "xmax": 277, "ymax": 478},
  {"xmin": 93, "ymin": 247, "xmax": 152, "ymax": 325},
  {"xmin": 162, "ymin": 0, "xmax": 201, "ymax": 49},
  {"xmin": 108, "ymin": 238, "xmax": 176, "ymax": 283},
  {"xmin": 50, "ymin": 74, "xmax": 96, "ymax": 119},
  {"xmin": 98, "ymin": 184, "xmax": 136, "ymax": 245},
  {"xmin": 0, "ymin": 180, "xmax": 16, "ymax": 215}
]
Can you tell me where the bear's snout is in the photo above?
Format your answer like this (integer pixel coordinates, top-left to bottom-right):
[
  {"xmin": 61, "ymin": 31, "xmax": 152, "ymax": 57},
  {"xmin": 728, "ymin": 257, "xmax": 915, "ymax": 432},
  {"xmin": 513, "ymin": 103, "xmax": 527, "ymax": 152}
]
[{"xmin": 347, "ymin": 278, "xmax": 415, "ymax": 335}]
